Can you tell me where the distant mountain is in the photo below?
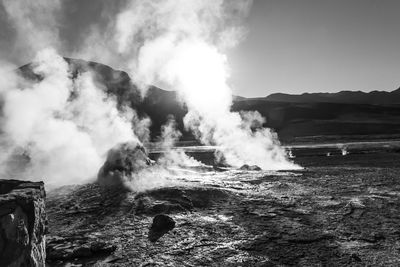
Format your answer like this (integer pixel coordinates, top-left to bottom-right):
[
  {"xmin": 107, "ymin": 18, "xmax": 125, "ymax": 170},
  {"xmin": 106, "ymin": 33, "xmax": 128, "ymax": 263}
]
[
  {"xmin": 17, "ymin": 58, "xmax": 400, "ymax": 142},
  {"xmin": 264, "ymin": 88, "xmax": 400, "ymax": 105},
  {"xmin": 233, "ymin": 99, "xmax": 400, "ymax": 142},
  {"xmin": 18, "ymin": 57, "xmax": 193, "ymax": 141},
  {"xmin": 19, "ymin": 57, "xmax": 144, "ymax": 109}
]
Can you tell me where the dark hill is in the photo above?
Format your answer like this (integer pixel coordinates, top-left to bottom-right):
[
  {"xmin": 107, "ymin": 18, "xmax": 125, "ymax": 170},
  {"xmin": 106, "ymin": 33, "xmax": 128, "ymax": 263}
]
[
  {"xmin": 232, "ymin": 100, "xmax": 400, "ymax": 142},
  {"xmin": 265, "ymin": 88, "xmax": 400, "ymax": 105},
  {"xmin": 17, "ymin": 58, "xmax": 400, "ymax": 143},
  {"xmin": 18, "ymin": 58, "xmax": 191, "ymax": 141}
]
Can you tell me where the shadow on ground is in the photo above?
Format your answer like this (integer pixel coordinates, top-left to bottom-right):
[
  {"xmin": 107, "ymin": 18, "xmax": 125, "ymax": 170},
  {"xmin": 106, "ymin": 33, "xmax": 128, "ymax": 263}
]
[{"xmin": 46, "ymin": 150, "xmax": 400, "ymax": 266}]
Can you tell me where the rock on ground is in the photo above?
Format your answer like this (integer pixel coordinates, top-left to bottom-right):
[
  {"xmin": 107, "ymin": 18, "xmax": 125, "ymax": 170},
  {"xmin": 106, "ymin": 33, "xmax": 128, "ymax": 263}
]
[
  {"xmin": 45, "ymin": 148, "xmax": 400, "ymax": 266},
  {"xmin": 239, "ymin": 164, "xmax": 262, "ymax": 171},
  {"xmin": 47, "ymin": 235, "xmax": 116, "ymax": 262},
  {"xmin": 97, "ymin": 142, "xmax": 153, "ymax": 187},
  {"xmin": 148, "ymin": 214, "xmax": 176, "ymax": 242},
  {"xmin": 0, "ymin": 180, "xmax": 46, "ymax": 267}
]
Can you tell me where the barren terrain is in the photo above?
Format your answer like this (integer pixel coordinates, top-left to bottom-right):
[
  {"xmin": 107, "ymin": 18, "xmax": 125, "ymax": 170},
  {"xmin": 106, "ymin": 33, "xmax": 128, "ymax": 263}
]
[{"xmin": 46, "ymin": 142, "xmax": 400, "ymax": 266}]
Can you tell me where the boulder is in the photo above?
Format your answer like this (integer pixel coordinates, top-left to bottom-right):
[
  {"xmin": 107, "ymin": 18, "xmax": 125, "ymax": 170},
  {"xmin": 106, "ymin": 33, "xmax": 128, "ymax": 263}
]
[
  {"xmin": 46, "ymin": 235, "xmax": 116, "ymax": 261},
  {"xmin": 97, "ymin": 142, "xmax": 153, "ymax": 187},
  {"xmin": 148, "ymin": 214, "xmax": 175, "ymax": 242},
  {"xmin": 0, "ymin": 179, "xmax": 46, "ymax": 267},
  {"xmin": 239, "ymin": 164, "xmax": 262, "ymax": 171}
]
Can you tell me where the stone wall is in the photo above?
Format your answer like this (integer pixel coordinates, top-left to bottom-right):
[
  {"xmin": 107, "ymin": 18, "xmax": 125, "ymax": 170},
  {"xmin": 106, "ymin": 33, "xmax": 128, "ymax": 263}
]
[{"xmin": 0, "ymin": 180, "xmax": 46, "ymax": 267}]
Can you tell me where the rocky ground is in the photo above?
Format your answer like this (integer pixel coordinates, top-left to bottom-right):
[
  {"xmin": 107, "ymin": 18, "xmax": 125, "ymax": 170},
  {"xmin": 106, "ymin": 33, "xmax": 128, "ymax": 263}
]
[{"xmin": 45, "ymin": 144, "xmax": 400, "ymax": 266}]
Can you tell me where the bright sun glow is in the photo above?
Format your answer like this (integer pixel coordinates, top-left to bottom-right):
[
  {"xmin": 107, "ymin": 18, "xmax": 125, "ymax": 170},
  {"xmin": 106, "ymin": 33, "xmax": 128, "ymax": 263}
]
[{"xmin": 165, "ymin": 41, "xmax": 232, "ymax": 117}]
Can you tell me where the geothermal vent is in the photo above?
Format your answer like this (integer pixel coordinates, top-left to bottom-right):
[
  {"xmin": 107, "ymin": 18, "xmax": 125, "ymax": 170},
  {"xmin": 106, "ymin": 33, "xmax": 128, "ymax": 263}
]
[{"xmin": 97, "ymin": 142, "xmax": 153, "ymax": 187}]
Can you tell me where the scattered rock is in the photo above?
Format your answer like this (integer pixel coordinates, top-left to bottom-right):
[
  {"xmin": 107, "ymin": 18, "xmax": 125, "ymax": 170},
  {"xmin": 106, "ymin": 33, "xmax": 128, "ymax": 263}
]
[
  {"xmin": 143, "ymin": 187, "xmax": 230, "ymax": 210},
  {"xmin": 351, "ymin": 253, "xmax": 362, "ymax": 262},
  {"xmin": 272, "ymin": 182, "xmax": 291, "ymax": 191},
  {"xmin": 97, "ymin": 142, "xmax": 153, "ymax": 187},
  {"xmin": 239, "ymin": 164, "xmax": 262, "ymax": 171},
  {"xmin": 47, "ymin": 235, "xmax": 116, "ymax": 261},
  {"xmin": 342, "ymin": 198, "xmax": 366, "ymax": 217},
  {"xmin": 134, "ymin": 187, "xmax": 232, "ymax": 216},
  {"xmin": 359, "ymin": 232, "xmax": 385, "ymax": 243},
  {"xmin": 148, "ymin": 214, "xmax": 175, "ymax": 242},
  {"xmin": 0, "ymin": 180, "xmax": 46, "ymax": 267},
  {"xmin": 44, "ymin": 150, "xmax": 400, "ymax": 266}
]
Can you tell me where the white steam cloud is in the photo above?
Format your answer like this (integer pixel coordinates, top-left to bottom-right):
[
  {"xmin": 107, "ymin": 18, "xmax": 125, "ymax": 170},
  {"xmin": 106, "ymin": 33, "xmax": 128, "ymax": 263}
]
[
  {"xmin": 2, "ymin": 0, "xmax": 62, "ymax": 61},
  {"xmin": 0, "ymin": 0, "xmax": 299, "ymax": 189},
  {"xmin": 156, "ymin": 116, "xmax": 203, "ymax": 168},
  {"xmin": 0, "ymin": 49, "xmax": 140, "ymax": 187},
  {"xmin": 105, "ymin": 0, "xmax": 298, "ymax": 169}
]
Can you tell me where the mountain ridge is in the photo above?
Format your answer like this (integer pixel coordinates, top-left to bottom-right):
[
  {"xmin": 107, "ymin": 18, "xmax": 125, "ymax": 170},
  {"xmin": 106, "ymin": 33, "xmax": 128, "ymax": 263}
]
[
  {"xmin": 16, "ymin": 58, "xmax": 400, "ymax": 142},
  {"xmin": 263, "ymin": 88, "xmax": 400, "ymax": 105}
]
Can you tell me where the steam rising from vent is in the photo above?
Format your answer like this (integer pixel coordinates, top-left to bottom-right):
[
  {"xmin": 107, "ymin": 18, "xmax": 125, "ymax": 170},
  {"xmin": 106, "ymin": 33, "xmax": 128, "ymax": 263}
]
[
  {"xmin": 156, "ymin": 117, "xmax": 203, "ymax": 168},
  {"xmin": 340, "ymin": 146, "xmax": 349, "ymax": 156},
  {"xmin": 105, "ymin": 0, "xmax": 298, "ymax": 169},
  {"xmin": 0, "ymin": 0, "xmax": 300, "ymax": 188},
  {"xmin": 0, "ymin": 49, "xmax": 140, "ymax": 187}
]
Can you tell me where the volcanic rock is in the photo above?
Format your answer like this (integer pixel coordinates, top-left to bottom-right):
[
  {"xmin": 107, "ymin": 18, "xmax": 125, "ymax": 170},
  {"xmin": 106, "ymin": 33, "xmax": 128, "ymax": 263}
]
[
  {"xmin": 0, "ymin": 180, "xmax": 46, "ymax": 267},
  {"xmin": 239, "ymin": 164, "xmax": 262, "ymax": 171},
  {"xmin": 97, "ymin": 142, "xmax": 153, "ymax": 187},
  {"xmin": 46, "ymin": 235, "xmax": 117, "ymax": 261},
  {"xmin": 148, "ymin": 214, "xmax": 176, "ymax": 242},
  {"xmin": 135, "ymin": 197, "xmax": 187, "ymax": 215}
]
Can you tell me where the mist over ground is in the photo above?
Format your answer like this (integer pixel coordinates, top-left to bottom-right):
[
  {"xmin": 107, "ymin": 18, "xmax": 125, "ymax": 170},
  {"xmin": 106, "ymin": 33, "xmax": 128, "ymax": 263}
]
[
  {"xmin": 0, "ymin": 0, "xmax": 299, "ymax": 188},
  {"xmin": 1, "ymin": 1, "xmax": 400, "ymax": 266}
]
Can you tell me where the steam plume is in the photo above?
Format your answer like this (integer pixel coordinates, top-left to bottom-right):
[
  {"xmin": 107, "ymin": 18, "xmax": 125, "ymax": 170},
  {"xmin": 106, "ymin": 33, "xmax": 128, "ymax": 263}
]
[
  {"xmin": 96, "ymin": 0, "xmax": 299, "ymax": 169},
  {"xmin": 0, "ymin": 0, "xmax": 300, "ymax": 189},
  {"xmin": 156, "ymin": 116, "xmax": 202, "ymax": 168},
  {"xmin": 0, "ymin": 49, "xmax": 140, "ymax": 187},
  {"xmin": 2, "ymin": 0, "xmax": 62, "ymax": 61}
]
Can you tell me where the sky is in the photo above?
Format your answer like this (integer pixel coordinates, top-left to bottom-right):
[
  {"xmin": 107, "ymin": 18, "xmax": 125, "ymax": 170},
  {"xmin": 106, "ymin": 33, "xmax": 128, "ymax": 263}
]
[
  {"xmin": 229, "ymin": 0, "xmax": 400, "ymax": 96},
  {"xmin": 1, "ymin": 0, "xmax": 400, "ymax": 97}
]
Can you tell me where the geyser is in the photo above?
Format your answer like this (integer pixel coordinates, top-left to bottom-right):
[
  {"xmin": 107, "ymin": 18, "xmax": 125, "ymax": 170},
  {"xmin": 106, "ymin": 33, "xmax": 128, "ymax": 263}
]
[
  {"xmin": 0, "ymin": 0, "xmax": 300, "ymax": 190},
  {"xmin": 97, "ymin": 142, "xmax": 153, "ymax": 187},
  {"xmin": 102, "ymin": 0, "xmax": 299, "ymax": 170}
]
